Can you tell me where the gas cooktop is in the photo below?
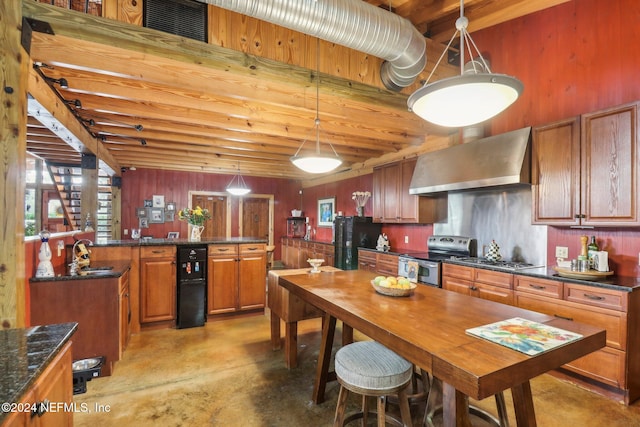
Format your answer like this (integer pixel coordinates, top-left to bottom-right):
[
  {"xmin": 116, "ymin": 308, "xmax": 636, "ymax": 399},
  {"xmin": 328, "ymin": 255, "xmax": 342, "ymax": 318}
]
[{"xmin": 451, "ymin": 257, "xmax": 545, "ymax": 272}]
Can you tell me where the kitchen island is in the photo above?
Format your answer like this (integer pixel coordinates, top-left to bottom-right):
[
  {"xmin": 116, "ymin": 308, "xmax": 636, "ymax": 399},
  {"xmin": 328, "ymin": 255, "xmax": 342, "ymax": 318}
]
[
  {"xmin": 0, "ymin": 322, "xmax": 76, "ymax": 425},
  {"xmin": 30, "ymin": 261, "xmax": 131, "ymax": 376},
  {"xmin": 278, "ymin": 269, "xmax": 606, "ymax": 427}
]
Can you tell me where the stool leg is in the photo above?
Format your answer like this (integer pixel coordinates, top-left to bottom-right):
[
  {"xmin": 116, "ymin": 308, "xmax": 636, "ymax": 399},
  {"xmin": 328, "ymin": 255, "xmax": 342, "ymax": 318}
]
[
  {"xmin": 334, "ymin": 385, "xmax": 349, "ymax": 427},
  {"xmin": 397, "ymin": 386, "xmax": 413, "ymax": 427},
  {"xmin": 362, "ymin": 395, "xmax": 369, "ymax": 427},
  {"xmin": 495, "ymin": 392, "xmax": 510, "ymax": 427},
  {"xmin": 377, "ymin": 396, "xmax": 386, "ymax": 427}
]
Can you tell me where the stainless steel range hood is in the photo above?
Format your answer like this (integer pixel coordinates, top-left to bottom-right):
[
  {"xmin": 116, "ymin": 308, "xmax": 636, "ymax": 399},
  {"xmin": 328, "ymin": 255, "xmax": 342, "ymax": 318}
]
[{"xmin": 409, "ymin": 127, "xmax": 532, "ymax": 195}]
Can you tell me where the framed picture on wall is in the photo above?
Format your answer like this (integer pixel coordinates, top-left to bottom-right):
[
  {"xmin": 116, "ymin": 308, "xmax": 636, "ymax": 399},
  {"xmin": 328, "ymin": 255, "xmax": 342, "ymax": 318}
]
[
  {"xmin": 143, "ymin": 199, "xmax": 153, "ymax": 208},
  {"xmin": 167, "ymin": 232, "xmax": 179, "ymax": 239},
  {"xmin": 166, "ymin": 202, "xmax": 176, "ymax": 211},
  {"xmin": 152, "ymin": 195, "xmax": 165, "ymax": 208},
  {"xmin": 139, "ymin": 217, "xmax": 149, "ymax": 229},
  {"xmin": 164, "ymin": 210, "xmax": 175, "ymax": 222},
  {"xmin": 318, "ymin": 197, "xmax": 335, "ymax": 227},
  {"xmin": 149, "ymin": 208, "xmax": 165, "ymax": 223},
  {"xmin": 136, "ymin": 207, "xmax": 147, "ymax": 218}
]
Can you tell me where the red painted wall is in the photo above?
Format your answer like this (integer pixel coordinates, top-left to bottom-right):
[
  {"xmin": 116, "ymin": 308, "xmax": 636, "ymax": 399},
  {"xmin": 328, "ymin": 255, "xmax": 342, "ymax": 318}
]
[
  {"xmin": 118, "ymin": 0, "xmax": 640, "ymax": 275},
  {"xmin": 469, "ymin": 0, "xmax": 640, "ymax": 276}
]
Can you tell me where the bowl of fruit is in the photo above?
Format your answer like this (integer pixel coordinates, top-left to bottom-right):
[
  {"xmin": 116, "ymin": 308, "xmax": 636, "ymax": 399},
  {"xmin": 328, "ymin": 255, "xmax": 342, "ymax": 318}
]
[{"xmin": 371, "ymin": 276, "xmax": 417, "ymax": 297}]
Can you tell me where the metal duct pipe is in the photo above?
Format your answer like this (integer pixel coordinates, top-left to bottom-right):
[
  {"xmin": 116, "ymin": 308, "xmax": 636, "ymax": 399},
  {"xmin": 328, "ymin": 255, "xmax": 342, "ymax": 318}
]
[{"xmin": 202, "ymin": 0, "xmax": 426, "ymax": 91}]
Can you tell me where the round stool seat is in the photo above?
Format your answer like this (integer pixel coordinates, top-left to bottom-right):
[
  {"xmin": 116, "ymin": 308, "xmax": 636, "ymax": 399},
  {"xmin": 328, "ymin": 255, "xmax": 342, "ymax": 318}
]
[{"xmin": 335, "ymin": 341, "xmax": 413, "ymax": 391}]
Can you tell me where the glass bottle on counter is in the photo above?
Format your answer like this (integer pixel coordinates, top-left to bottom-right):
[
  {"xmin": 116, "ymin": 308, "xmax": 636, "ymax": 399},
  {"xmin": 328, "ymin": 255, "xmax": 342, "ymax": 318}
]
[{"xmin": 587, "ymin": 236, "xmax": 599, "ymax": 269}]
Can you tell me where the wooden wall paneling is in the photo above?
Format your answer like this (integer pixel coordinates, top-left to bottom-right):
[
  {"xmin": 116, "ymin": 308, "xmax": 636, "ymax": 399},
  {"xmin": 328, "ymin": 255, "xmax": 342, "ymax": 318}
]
[{"xmin": 472, "ymin": 0, "xmax": 640, "ymax": 136}]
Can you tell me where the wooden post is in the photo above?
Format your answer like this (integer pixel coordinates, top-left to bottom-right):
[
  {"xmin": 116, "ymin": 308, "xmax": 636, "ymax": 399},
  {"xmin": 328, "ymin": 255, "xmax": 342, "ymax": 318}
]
[{"xmin": 1, "ymin": 0, "xmax": 28, "ymax": 328}]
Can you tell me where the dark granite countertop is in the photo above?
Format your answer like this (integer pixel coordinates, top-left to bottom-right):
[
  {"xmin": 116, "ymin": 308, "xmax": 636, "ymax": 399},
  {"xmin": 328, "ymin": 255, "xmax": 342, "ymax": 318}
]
[
  {"xmin": 359, "ymin": 247, "xmax": 431, "ymax": 259},
  {"xmin": 29, "ymin": 260, "xmax": 131, "ymax": 283},
  {"xmin": 0, "ymin": 322, "xmax": 77, "ymax": 423},
  {"xmin": 93, "ymin": 237, "xmax": 267, "ymax": 247}
]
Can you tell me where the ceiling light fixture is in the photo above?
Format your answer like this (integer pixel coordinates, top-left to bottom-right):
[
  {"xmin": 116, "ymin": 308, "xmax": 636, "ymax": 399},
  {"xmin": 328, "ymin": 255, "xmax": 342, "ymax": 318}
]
[
  {"xmin": 290, "ymin": 38, "xmax": 342, "ymax": 174},
  {"xmin": 43, "ymin": 76, "xmax": 69, "ymax": 89},
  {"xmin": 65, "ymin": 99, "xmax": 82, "ymax": 109},
  {"xmin": 84, "ymin": 113, "xmax": 143, "ymax": 131},
  {"xmin": 407, "ymin": 0, "xmax": 523, "ymax": 128},
  {"xmin": 226, "ymin": 162, "xmax": 251, "ymax": 196}
]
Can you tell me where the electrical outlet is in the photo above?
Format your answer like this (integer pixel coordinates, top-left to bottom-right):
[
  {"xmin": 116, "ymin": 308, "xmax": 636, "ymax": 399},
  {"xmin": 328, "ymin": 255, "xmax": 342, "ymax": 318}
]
[
  {"xmin": 124, "ymin": 229, "xmax": 128, "ymax": 235},
  {"xmin": 404, "ymin": 235, "xmax": 409, "ymax": 244},
  {"xmin": 555, "ymin": 246, "xmax": 569, "ymax": 258}
]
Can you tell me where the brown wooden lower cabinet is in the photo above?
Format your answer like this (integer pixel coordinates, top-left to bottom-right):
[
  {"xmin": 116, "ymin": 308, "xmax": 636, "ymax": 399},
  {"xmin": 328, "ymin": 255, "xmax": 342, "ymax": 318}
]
[
  {"xmin": 208, "ymin": 243, "xmax": 266, "ymax": 315},
  {"xmin": 443, "ymin": 264, "xmax": 640, "ymax": 405},
  {"xmin": 140, "ymin": 246, "xmax": 177, "ymax": 325},
  {"xmin": 2, "ymin": 342, "xmax": 73, "ymax": 427},
  {"xmin": 442, "ymin": 263, "xmax": 514, "ymax": 305},
  {"xmin": 357, "ymin": 249, "xmax": 399, "ymax": 277},
  {"xmin": 30, "ymin": 272, "xmax": 130, "ymax": 376},
  {"xmin": 280, "ymin": 237, "xmax": 335, "ymax": 269}
]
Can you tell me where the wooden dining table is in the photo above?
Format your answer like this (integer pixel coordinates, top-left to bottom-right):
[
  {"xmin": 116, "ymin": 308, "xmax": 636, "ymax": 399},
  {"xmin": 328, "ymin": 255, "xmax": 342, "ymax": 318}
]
[{"xmin": 277, "ymin": 269, "xmax": 606, "ymax": 427}]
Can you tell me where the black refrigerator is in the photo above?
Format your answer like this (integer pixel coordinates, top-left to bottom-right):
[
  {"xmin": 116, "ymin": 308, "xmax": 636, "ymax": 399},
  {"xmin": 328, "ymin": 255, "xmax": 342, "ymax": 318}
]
[
  {"xmin": 333, "ymin": 216, "xmax": 381, "ymax": 270},
  {"xmin": 177, "ymin": 246, "xmax": 207, "ymax": 329}
]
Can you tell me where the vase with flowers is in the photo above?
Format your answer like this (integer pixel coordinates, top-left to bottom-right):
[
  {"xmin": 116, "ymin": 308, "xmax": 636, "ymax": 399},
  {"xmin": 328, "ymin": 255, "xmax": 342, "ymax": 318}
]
[
  {"xmin": 352, "ymin": 191, "xmax": 371, "ymax": 217},
  {"xmin": 178, "ymin": 206, "xmax": 212, "ymax": 241}
]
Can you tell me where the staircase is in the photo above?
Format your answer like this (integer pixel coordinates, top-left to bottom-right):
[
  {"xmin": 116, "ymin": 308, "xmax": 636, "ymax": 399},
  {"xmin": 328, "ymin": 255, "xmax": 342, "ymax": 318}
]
[
  {"xmin": 47, "ymin": 164, "xmax": 113, "ymax": 239},
  {"xmin": 49, "ymin": 164, "xmax": 83, "ymax": 230}
]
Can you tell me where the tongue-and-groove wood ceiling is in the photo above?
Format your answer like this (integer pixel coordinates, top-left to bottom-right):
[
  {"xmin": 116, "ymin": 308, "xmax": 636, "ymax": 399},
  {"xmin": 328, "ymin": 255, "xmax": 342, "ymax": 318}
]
[{"xmin": 23, "ymin": 0, "xmax": 569, "ymax": 183}]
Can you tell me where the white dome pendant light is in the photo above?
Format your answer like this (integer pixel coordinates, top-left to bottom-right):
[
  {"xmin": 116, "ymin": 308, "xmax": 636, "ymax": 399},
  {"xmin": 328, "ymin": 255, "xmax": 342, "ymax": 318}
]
[
  {"xmin": 226, "ymin": 162, "xmax": 251, "ymax": 196},
  {"xmin": 407, "ymin": 0, "xmax": 523, "ymax": 128},
  {"xmin": 291, "ymin": 38, "xmax": 342, "ymax": 174}
]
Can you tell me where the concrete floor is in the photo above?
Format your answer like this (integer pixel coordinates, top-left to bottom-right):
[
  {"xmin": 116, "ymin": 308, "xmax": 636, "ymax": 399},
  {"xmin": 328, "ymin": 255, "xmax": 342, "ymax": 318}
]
[{"xmin": 73, "ymin": 312, "xmax": 640, "ymax": 426}]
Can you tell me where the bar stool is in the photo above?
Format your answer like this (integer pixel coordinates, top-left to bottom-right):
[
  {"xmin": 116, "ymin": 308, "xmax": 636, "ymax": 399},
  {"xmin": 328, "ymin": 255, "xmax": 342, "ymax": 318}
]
[
  {"xmin": 424, "ymin": 377, "xmax": 510, "ymax": 427},
  {"xmin": 333, "ymin": 341, "xmax": 414, "ymax": 427}
]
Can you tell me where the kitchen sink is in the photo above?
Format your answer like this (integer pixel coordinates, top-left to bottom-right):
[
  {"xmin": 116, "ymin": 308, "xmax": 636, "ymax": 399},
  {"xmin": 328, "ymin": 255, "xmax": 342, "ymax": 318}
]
[
  {"xmin": 78, "ymin": 270, "xmax": 114, "ymax": 277},
  {"xmin": 82, "ymin": 266, "xmax": 113, "ymax": 271}
]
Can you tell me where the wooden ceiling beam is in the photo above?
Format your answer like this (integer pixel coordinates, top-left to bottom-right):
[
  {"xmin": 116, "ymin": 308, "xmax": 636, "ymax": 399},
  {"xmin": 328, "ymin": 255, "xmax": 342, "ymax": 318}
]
[
  {"xmin": 426, "ymin": 0, "xmax": 571, "ymax": 43},
  {"xmin": 27, "ymin": 67, "xmax": 121, "ymax": 175}
]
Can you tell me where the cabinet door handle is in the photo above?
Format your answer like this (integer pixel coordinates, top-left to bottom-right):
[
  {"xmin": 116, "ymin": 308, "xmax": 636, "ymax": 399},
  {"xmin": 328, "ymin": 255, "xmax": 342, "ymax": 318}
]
[
  {"xmin": 583, "ymin": 293, "xmax": 605, "ymax": 301},
  {"xmin": 152, "ymin": 250, "xmax": 164, "ymax": 254},
  {"xmin": 217, "ymin": 248, "xmax": 230, "ymax": 252},
  {"xmin": 246, "ymin": 247, "xmax": 259, "ymax": 251},
  {"xmin": 529, "ymin": 284, "xmax": 546, "ymax": 290},
  {"xmin": 554, "ymin": 314, "xmax": 573, "ymax": 321},
  {"xmin": 470, "ymin": 286, "xmax": 477, "ymax": 291}
]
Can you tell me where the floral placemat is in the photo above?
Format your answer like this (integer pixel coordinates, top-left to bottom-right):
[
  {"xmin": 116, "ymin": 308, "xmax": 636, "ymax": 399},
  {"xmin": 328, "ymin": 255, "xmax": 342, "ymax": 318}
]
[{"xmin": 466, "ymin": 317, "xmax": 583, "ymax": 356}]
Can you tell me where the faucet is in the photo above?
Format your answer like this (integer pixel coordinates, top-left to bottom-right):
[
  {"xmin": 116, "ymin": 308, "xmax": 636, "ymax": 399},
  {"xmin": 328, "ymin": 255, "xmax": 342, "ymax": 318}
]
[{"xmin": 70, "ymin": 239, "xmax": 93, "ymax": 275}]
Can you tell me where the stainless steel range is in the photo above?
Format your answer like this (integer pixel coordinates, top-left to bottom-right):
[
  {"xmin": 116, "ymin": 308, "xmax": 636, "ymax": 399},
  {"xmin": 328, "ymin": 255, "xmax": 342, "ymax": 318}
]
[{"xmin": 398, "ymin": 235, "xmax": 477, "ymax": 287}]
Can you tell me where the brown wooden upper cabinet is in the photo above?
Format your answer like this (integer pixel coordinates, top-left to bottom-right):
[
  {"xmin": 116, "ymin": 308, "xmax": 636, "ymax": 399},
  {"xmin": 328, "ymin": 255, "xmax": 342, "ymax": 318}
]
[
  {"xmin": 372, "ymin": 158, "xmax": 447, "ymax": 224},
  {"xmin": 532, "ymin": 101, "xmax": 640, "ymax": 226}
]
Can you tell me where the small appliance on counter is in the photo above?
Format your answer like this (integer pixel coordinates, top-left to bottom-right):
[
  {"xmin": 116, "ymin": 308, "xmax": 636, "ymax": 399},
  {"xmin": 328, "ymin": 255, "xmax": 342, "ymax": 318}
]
[{"xmin": 286, "ymin": 217, "xmax": 306, "ymax": 238}]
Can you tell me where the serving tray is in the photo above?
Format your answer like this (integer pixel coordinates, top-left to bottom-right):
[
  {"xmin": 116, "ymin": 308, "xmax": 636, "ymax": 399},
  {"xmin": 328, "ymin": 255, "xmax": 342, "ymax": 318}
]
[{"xmin": 553, "ymin": 266, "xmax": 614, "ymax": 281}]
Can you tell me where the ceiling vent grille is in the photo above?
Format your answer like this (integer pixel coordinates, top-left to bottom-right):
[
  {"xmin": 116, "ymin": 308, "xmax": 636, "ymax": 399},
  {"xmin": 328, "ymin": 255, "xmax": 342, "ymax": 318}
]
[{"xmin": 144, "ymin": 0, "xmax": 208, "ymax": 42}]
